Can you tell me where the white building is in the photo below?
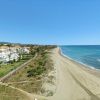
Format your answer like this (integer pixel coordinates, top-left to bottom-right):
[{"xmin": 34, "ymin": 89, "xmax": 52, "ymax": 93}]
[
  {"xmin": 0, "ymin": 46, "xmax": 19, "ymax": 63},
  {"xmin": 22, "ymin": 47, "xmax": 30, "ymax": 54},
  {"xmin": 0, "ymin": 45, "xmax": 30, "ymax": 63}
]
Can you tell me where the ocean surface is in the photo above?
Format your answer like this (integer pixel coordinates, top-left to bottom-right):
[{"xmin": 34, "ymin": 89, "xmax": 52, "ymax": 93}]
[{"xmin": 60, "ymin": 45, "xmax": 100, "ymax": 69}]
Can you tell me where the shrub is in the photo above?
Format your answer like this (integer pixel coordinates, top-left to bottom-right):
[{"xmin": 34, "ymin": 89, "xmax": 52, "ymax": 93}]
[{"xmin": 27, "ymin": 66, "xmax": 46, "ymax": 77}]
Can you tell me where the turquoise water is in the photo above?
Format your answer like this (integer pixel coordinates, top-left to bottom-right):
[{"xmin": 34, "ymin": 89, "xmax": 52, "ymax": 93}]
[{"xmin": 60, "ymin": 45, "xmax": 100, "ymax": 69}]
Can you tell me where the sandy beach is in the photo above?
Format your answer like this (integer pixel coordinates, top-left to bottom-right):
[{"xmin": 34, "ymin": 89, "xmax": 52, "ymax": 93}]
[{"xmin": 48, "ymin": 47, "xmax": 100, "ymax": 100}]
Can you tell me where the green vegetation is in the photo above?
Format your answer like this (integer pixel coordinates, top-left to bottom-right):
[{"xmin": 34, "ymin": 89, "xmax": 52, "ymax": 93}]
[
  {"xmin": 0, "ymin": 60, "xmax": 24, "ymax": 77},
  {"xmin": 27, "ymin": 66, "xmax": 46, "ymax": 77},
  {"xmin": 27, "ymin": 48, "xmax": 48, "ymax": 77},
  {"xmin": 5, "ymin": 45, "xmax": 56, "ymax": 95},
  {"xmin": 0, "ymin": 54, "xmax": 33, "ymax": 78}
]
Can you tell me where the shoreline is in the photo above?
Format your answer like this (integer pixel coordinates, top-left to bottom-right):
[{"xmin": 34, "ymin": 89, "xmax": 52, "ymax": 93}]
[
  {"xmin": 48, "ymin": 47, "xmax": 100, "ymax": 100},
  {"xmin": 59, "ymin": 47, "xmax": 100, "ymax": 77},
  {"xmin": 58, "ymin": 47, "xmax": 100, "ymax": 71}
]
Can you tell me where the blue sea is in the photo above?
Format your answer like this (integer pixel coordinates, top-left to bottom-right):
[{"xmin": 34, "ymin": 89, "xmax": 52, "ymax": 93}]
[{"xmin": 60, "ymin": 45, "xmax": 100, "ymax": 70}]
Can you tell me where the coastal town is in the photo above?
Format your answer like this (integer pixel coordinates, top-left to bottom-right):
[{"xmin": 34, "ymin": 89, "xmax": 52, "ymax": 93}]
[{"xmin": 0, "ymin": 44, "xmax": 30, "ymax": 64}]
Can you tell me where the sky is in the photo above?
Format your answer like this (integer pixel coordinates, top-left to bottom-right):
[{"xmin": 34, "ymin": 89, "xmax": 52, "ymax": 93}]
[{"xmin": 0, "ymin": 0, "xmax": 100, "ymax": 45}]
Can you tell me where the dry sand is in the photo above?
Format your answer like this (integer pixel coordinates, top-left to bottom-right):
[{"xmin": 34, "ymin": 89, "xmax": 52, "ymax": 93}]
[{"xmin": 48, "ymin": 47, "xmax": 100, "ymax": 100}]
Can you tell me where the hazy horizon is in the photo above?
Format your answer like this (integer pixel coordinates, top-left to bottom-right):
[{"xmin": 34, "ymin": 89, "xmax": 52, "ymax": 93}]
[{"xmin": 1, "ymin": 41, "xmax": 100, "ymax": 46}]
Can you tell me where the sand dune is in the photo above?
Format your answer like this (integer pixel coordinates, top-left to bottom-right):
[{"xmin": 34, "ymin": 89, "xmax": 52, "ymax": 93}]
[{"xmin": 48, "ymin": 47, "xmax": 100, "ymax": 100}]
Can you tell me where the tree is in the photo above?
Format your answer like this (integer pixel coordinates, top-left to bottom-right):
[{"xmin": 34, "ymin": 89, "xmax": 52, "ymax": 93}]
[{"xmin": 29, "ymin": 46, "xmax": 35, "ymax": 56}]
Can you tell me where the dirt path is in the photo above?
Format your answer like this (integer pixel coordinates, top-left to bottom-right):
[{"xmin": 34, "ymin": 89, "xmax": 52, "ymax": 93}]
[
  {"xmin": 0, "ymin": 54, "xmax": 37, "ymax": 82},
  {"xmin": 0, "ymin": 82, "xmax": 47, "ymax": 100}
]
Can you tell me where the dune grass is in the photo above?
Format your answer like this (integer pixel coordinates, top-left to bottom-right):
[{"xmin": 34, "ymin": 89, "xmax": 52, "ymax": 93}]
[{"xmin": 0, "ymin": 84, "xmax": 28, "ymax": 100}]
